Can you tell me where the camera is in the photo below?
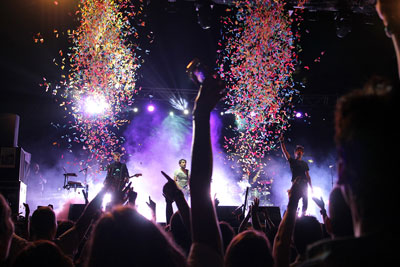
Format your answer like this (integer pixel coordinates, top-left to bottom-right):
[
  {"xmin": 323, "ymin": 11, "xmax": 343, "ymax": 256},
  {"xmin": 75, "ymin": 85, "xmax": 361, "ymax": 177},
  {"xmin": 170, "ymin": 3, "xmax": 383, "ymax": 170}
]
[{"xmin": 186, "ymin": 58, "xmax": 209, "ymax": 85}]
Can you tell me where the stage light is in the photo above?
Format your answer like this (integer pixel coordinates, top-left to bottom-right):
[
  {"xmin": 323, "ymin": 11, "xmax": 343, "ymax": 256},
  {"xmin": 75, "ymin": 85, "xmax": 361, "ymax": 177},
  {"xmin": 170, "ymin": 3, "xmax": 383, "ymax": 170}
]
[
  {"xmin": 183, "ymin": 109, "xmax": 189, "ymax": 115},
  {"xmin": 102, "ymin": 193, "xmax": 112, "ymax": 211},
  {"xmin": 309, "ymin": 186, "xmax": 323, "ymax": 199},
  {"xmin": 295, "ymin": 112, "xmax": 303, "ymax": 118},
  {"xmin": 169, "ymin": 95, "xmax": 188, "ymax": 111},
  {"xmin": 220, "ymin": 111, "xmax": 224, "ymax": 116},
  {"xmin": 133, "ymin": 107, "xmax": 139, "ymax": 113},
  {"xmin": 84, "ymin": 95, "xmax": 109, "ymax": 115},
  {"xmin": 169, "ymin": 111, "xmax": 174, "ymax": 116},
  {"xmin": 147, "ymin": 104, "xmax": 155, "ymax": 112}
]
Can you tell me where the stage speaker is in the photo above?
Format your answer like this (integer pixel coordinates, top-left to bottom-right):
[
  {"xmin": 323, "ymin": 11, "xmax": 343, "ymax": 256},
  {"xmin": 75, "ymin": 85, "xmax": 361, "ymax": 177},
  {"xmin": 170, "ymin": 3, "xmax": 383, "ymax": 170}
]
[
  {"xmin": 0, "ymin": 181, "xmax": 27, "ymax": 215},
  {"xmin": 216, "ymin": 206, "xmax": 241, "ymax": 227},
  {"xmin": 68, "ymin": 204, "xmax": 86, "ymax": 222},
  {"xmin": 0, "ymin": 113, "xmax": 20, "ymax": 147},
  {"xmin": 0, "ymin": 147, "xmax": 31, "ymax": 183},
  {"xmin": 259, "ymin": 206, "xmax": 282, "ymax": 227}
]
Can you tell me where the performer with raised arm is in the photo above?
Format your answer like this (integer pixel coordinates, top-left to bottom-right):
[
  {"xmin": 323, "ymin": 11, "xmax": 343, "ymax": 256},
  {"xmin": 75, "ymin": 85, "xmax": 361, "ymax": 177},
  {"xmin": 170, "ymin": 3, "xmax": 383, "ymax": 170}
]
[
  {"xmin": 174, "ymin": 159, "xmax": 189, "ymax": 199},
  {"xmin": 279, "ymin": 135, "xmax": 313, "ymax": 216}
]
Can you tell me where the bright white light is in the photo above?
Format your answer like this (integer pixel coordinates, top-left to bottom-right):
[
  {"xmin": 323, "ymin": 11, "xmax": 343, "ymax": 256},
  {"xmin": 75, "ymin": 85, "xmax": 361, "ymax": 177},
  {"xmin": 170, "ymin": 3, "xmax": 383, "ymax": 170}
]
[
  {"xmin": 102, "ymin": 193, "xmax": 112, "ymax": 211},
  {"xmin": 169, "ymin": 96, "xmax": 188, "ymax": 111},
  {"xmin": 147, "ymin": 104, "xmax": 155, "ymax": 112},
  {"xmin": 295, "ymin": 112, "xmax": 303, "ymax": 118},
  {"xmin": 309, "ymin": 186, "xmax": 323, "ymax": 199},
  {"xmin": 169, "ymin": 111, "xmax": 174, "ymax": 116},
  {"xmin": 84, "ymin": 96, "xmax": 109, "ymax": 115},
  {"xmin": 183, "ymin": 109, "xmax": 189, "ymax": 115},
  {"xmin": 133, "ymin": 107, "xmax": 139, "ymax": 113}
]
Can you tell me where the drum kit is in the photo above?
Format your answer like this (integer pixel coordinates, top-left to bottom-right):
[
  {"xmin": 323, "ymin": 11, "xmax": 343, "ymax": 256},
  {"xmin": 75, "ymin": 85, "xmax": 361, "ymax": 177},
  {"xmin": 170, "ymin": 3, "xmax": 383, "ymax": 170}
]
[
  {"xmin": 63, "ymin": 167, "xmax": 89, "ymax": 203},
  {"xmin": 249, "ymin": 179, "xmax": 272, "ymax": 204}
]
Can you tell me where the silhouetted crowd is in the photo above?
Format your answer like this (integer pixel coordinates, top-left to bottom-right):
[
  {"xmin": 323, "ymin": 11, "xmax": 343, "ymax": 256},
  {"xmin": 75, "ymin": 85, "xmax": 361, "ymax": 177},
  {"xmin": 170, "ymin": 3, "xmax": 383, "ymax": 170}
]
[{"xmin": 1, "ymin": 1, "xmax": 399, "ymax": 266}]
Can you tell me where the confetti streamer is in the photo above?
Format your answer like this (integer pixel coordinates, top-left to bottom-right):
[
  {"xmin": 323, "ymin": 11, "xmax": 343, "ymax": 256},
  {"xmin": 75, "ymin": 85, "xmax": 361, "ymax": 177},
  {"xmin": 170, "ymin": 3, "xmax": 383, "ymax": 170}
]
[
  {"xmin": 217, "ymin": 0, "xmax": 304, "ymax": 174},
  {"xmin": 46, "ymin": 0, "xmax": 149, "ymax": 170}
]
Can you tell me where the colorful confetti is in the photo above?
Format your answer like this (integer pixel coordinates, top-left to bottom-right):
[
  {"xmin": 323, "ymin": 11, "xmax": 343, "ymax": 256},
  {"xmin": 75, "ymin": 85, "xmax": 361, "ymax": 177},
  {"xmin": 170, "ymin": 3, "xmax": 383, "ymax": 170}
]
[
  {"xmin": 217, "ymin": 0, "xmax": 305, "ymax": 174},
  {"xmin": 45, "ymin": 0, "xmax": 148, "ymax": 171}
]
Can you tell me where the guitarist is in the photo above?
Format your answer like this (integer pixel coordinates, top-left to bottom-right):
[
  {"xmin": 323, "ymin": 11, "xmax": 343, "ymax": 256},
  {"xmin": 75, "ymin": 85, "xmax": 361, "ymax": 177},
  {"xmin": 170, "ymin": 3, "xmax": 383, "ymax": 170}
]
[{"xmin": 104, "ymin": 152, "xmax": 141, "ymax": 197}]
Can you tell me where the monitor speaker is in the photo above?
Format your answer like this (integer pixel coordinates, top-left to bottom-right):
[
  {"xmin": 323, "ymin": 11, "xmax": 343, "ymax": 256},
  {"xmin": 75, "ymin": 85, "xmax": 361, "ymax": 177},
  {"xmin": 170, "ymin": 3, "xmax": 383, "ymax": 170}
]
[
  {"xmin": 68, "ymin": 204, "xmax": 86, "ymax": 222},
  {"xmin": 0, "ymin": 113, "xmax": 20, "ymax": 147}
]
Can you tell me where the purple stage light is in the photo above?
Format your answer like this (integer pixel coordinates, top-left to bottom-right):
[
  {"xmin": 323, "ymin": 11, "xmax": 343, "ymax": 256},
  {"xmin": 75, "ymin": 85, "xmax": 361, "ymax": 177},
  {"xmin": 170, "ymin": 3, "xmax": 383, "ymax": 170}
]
[
  {"xmin": 147, "ymin": 104, "xmax": 155, "ymax": 112},
  {"xmin": 295, "ymin": 112, "xmax": 303, "ymax": 118}
]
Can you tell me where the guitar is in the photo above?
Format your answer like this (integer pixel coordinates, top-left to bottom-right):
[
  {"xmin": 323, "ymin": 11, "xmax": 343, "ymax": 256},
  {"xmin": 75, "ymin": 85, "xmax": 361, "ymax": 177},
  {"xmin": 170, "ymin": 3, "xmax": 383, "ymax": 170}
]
[{"xmin": 105, "ymin": 173, "xmax": 142, "ymax": 191}]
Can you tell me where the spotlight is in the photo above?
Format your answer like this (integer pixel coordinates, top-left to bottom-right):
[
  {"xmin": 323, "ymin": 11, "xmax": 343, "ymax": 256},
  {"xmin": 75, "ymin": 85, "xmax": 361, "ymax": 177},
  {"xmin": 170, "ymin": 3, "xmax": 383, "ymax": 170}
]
[
  {"xmin": 220, "ymin": 111, "xmax": 224, "ymax": 116},
  {"xmin": 183, "ymin": 109, "xmax": 189, "ymax": 115},
  {"xmin": 169, "ymin": 95, "xmax": 188, "ymax": 111},
  {"xmin": 147, "ymin": 104, "xmax": 155, "ymax": 112},
  {"xmin": 169, "ymin": 111, "xmax": 174, "ymax": 116},
  {"xmin": 102, "ymin": 193, "xmax": 112, "ymax": 211},
  {"xmin": 84, "ymin": 95, "xmax": 109, "ymax": 115},
  {"xmin": 133, "ymin": 107, "xmax": 139, "ymax": 113},
  {"xmin": 295, "ymin": 112, "xmax": 303, "ymax": 118}
]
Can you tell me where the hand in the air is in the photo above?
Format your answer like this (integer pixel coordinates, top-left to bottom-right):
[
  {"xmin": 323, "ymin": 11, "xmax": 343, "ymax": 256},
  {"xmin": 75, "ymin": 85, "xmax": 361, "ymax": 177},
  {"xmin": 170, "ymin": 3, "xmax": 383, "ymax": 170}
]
[
  {"xmin": 193, "ymin": 75, "xmax": 225, "ymax": 116},
  {"xmin": 312, "ymin": 196, "xmax": 325, "ymax": 210},
  {"xmin": 251, "ymin": 198, "xmax": 260, "ymax": 215},
  {"xmin": 161, "ymin": 171, "xmax": 182, "ymax": 202},
  {"xmin": 146, "ymin": 196, "xmax": 156, "ymax": 211}
]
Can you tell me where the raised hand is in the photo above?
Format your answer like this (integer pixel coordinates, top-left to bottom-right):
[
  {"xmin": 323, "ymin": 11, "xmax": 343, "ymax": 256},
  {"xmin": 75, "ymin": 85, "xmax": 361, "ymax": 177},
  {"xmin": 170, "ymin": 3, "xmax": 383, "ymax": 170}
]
[
  {"xmin": 146, "ymin": 196, "xmax": 156, "ymax": 211},
  {"xmin": 251, "ymin": 198, "xmax": 260, "ymax": 214},
  {"xmin": 23, "ymin": 203, "xmax": 30, "ymax": 216},
  {"xmin": 192, "ymin": 75, "xmax": 225, "ymax": 116},
  {"xmin": 146, "ymin": 196, "xmax": 157, "ymax": 222},
  {"xmin": 312, "ymin": 196, "xmax": 325, "ymax": 211},
  {"xmin": 127, "ymin": 189, "xmax": 138, "ymax": 205},
  {"xmin": 161, "ymin": 171, "xmax": 182, "ymax": 202}
]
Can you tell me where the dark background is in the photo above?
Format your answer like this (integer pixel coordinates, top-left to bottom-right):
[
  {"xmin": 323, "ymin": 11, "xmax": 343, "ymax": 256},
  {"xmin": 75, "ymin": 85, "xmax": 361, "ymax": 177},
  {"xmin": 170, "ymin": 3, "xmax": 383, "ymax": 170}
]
[{"xmin": 0, "ymin": 0, "xmax": 397, "ymax": 168}]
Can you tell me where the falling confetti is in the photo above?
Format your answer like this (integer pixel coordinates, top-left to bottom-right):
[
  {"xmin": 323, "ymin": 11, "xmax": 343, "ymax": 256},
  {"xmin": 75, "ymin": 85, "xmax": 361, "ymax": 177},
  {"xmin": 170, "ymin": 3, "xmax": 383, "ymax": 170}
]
[
  {"xmin": 217, "ymin": 0, "xmax": 305, "ymax": 174},
  {"xmin": 43, "ymin": 0, "xmax": 149, "ymax": 171}
]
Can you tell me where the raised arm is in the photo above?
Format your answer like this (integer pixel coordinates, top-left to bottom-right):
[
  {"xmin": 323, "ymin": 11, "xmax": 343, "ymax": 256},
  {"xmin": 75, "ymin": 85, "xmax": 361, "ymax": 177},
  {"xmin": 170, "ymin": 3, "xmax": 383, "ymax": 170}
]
[
  {"xmin": 273, "ymin": 177, "xmax": 302, "ymax": 267},
  {"xmin": 279, "ymin": 135, "xmax": 290, "ymax": 161},
  {"xmin": 57, "ymin": 187, "xmax": 107, "ymax": 256},
  {"xmin": 189, "ymin": 75, "xmax": 225, "ymax": 258},
  {"xmin": 162, "ymin": 171, "xmax": 191, "ymax": 233},
  {"xmin": 250, "ymin": 198, "xmax": 262, "ymax": 231}
]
